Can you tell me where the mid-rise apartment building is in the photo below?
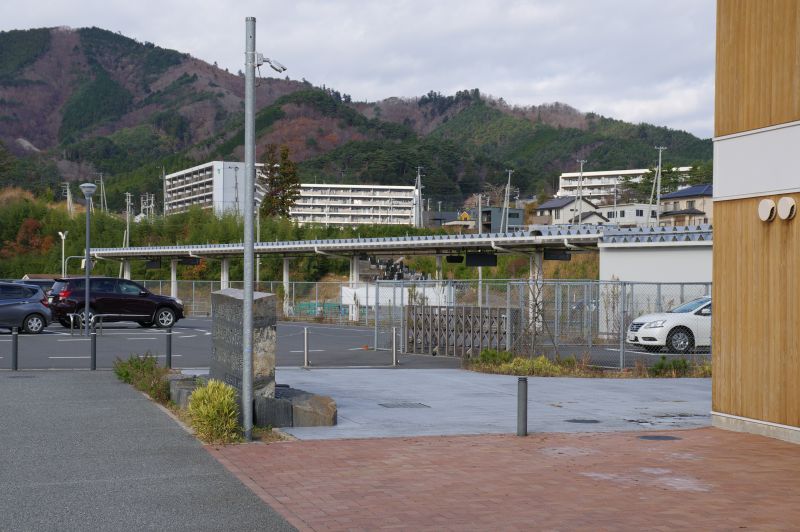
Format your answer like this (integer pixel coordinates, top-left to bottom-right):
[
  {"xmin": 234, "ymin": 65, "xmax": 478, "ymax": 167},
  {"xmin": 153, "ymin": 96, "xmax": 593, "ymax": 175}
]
[
  {"xmin": 164, "ymin": 161, "xmax": 266, "ymax": 216},
  {"xmin": 289, "ymin": 183, "xmax": 421, "ymax": 227}
]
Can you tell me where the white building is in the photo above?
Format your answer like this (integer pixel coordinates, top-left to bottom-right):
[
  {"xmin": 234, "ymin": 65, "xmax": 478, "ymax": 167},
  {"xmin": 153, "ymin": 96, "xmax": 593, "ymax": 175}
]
[
  {"xmin": 290, "ymin": 183, "xmax": 421, "ymax": 227},
  {"xmin": 556, "ymin": 167, "xmax": 692, "ymax": 205},
  {"xmin": 556, "ymin": 168, "xmax": 647, "ymax": 204},
  {"xmin": 164, "ymin": 161, "xmax": 265, "ymax": 216},
  {"xmin": 598, "ymin": 203, "xmax": 658, "ymax": 227}
]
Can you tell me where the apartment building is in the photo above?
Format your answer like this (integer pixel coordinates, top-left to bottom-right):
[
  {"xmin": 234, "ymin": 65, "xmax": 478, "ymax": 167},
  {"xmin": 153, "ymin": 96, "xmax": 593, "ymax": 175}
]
[
  {"xmin": 289, "ymin": 183, "xmax": 421, "ymax": 227},
  {"xmin": 164, "ymin": 161, "xmax": 266, "ymax": 216},
  {"xmin": 556, "ymin": 169, "xmax": 646, "ymax": 203}
]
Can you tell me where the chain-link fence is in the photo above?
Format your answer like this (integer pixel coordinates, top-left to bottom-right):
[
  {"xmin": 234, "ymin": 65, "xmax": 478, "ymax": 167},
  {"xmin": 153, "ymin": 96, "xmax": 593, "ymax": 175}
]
[
  {"xmin": 137, "ymin": 278, "xmax": 711, "ymax": 369},
  {"xmin": 373, "ymin": 279, "xmax": 711, "ymax": 369}
]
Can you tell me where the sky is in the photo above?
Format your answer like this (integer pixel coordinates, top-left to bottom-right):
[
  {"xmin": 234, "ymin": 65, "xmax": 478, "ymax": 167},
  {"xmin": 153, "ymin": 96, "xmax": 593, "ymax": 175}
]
[{"xmin": 0, "ymin": 0, "xmax": 716, "ymax": 138}]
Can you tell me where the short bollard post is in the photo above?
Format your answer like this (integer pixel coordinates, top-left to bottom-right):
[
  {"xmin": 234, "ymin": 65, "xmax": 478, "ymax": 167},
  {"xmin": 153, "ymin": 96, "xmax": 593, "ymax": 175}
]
[
  {"xmin": 11, "ymin": 327, "xmax": 19, "ymax": 371},
  {"xmin": 392, "ymin": 326, "xmax": 398, "ymax": 367},
  {"xmin": 90, "ymin": 327, "xmax": 97, "ymax": 371},
  {"xmin": 517, "ymin": 377, "xmax": 528, "ymax": 437},
  {"xmin": 303, "ymin": 326, "xmax": 310, "ymax": 368},
  {"xmin": 165, "ymin": 327, "xmax": 172, "ymax": 369}
]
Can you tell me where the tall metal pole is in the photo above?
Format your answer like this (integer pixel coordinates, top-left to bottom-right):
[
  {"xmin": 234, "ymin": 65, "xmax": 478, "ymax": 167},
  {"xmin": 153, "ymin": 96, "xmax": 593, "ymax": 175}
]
[
  {"xmin": 654, "ymin": 146, "xmax": 667, "ymax": 226},
  {"xmin": 576, "ymin": 159, "xmax": 586, "ymax": 224},
  {"xmin": 242, "ymin": 16, "xmax": 256, "ymax": 441}
]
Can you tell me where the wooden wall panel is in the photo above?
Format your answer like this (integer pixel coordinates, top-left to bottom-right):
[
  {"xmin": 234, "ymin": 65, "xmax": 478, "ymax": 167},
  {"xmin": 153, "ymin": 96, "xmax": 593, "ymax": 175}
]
[
  {"xmin": 712, "ymin": 194, "xmax": 800, "ymax": 426},
  {"xmin": 716, "ymin": 0, "xmax": 800, "ymax": 137}
]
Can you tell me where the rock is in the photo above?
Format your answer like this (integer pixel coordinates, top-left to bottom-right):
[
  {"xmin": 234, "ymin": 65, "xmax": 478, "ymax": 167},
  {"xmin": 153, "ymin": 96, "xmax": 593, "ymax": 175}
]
[
  {"xmin": 169, "ymin": 377, "xmax": 197, "ymax": 410},
  {"xmin": 292, "ymin": 394, "xmax": 337, "ymax": 427},
  {"xmin": 254, "ymin": 396, "xmax": 293, "ymax": 427}
]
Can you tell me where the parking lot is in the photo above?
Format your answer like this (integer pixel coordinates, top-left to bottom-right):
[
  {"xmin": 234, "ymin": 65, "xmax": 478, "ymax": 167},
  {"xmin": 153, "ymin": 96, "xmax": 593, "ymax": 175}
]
[{"xmin": 0, "ymin": 320, "xmax": 464, "ymax": 370}]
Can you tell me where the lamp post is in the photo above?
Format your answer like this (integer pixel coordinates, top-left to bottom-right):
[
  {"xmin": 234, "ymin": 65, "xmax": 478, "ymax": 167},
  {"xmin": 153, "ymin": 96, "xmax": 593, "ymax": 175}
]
[
  {"xmin": 58, "ymin": 231, "xmax": 68, "ymax": 277},
  {"xmin": 79, "ymin": 183, "xmax": 97, "ymax": 341}
]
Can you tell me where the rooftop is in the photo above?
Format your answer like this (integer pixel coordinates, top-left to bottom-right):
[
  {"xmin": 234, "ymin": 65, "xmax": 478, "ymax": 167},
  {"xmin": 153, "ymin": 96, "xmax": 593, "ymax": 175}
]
[{"xmin": 661, "ymin": 184, "xmax": 713, "ymax": 199}]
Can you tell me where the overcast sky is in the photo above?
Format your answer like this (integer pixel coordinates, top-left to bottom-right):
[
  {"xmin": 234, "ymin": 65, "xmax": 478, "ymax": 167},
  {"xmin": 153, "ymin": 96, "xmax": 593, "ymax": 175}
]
[{"xmin": 1, "ymin": 0, "xmax": 716, "ymax": 138}]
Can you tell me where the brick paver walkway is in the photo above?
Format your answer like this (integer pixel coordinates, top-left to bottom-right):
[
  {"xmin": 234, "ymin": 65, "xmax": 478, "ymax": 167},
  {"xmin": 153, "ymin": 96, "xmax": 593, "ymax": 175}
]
[{"xmin": 208, "ymin": 428, "xmax": 800, "ymax": 531}]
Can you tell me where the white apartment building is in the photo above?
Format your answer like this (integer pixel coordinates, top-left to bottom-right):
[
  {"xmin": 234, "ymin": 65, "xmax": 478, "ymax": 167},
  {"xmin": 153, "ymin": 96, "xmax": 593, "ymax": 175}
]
[
  {"xmin": 164, "ymin": 161, "xmax": 266, "ymax": 216},
  {"xmin": 556, "ymin": 168, "xmax": 646, "ymax": 204},
  {"xmin": 290, "ymin": 183, "xmax": 420, "ymax": 227},
  {"xmin": 556, "ymin": 167, "xmax": 692, "ymax": 205}
]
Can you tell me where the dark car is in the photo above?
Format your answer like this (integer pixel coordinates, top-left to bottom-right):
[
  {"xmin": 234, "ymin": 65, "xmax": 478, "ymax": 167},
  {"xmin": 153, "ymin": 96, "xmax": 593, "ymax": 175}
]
[
  {"xmin": 49, "ymin": 277, "xmax": 184, "ymax": 328},
  {"xmin": 14, "ymin": 279, "xmax": 56, "ymax": 296},
  {"xmin": 0, "ymin": 281, "xmax": 52, "ymax": 333}
]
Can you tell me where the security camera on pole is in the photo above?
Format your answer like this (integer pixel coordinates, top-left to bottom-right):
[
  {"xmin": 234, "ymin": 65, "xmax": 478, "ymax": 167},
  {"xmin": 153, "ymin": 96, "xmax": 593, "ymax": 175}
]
[{"xmin": 242, "ymin": 17, "xmax": 287, "ymax": 441}]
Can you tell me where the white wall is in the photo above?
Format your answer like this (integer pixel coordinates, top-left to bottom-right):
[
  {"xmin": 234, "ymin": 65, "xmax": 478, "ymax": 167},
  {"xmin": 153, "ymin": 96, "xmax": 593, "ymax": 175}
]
[
  {"xmin": 599, "ymin": 242, "xmax": 712, "ymax": 283},
  {"xmin": 714, "ymin": 120, "xmax": 800, "ymax": 200}
]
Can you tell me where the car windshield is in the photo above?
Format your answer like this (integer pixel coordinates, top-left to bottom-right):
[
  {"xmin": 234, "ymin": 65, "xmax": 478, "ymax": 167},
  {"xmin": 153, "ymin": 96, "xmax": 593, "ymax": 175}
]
[{"xmin": 669, "ymin": 298, "xmax": 711, "ymax": 313}]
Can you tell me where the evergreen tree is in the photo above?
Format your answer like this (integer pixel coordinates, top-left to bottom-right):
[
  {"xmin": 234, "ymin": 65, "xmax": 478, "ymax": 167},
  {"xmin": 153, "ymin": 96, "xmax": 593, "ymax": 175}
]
[
  {"xmin": 0, "ymin": 141, "xmax": 14, "ymax": 180},
  {"xmin": 259, "ymin": 144, "xmax": 300, "ymax": 217}
]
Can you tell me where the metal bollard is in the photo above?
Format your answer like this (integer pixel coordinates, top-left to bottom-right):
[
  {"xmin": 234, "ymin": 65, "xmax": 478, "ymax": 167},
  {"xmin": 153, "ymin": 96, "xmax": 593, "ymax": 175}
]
[
  {"xmin": 303, "ymin": 326, "xmax": 310, "ymax": 368},
  {"xmin": 90, "ymin": 328, "xmax": 97, "ymax": 371},
  {"xmin": 165, "ymin": 326, "xmax": 172, "ymax": 369},
  {"xmin": 517, "ymin": 377, "xmax": 528, "ymax": 437},
  {"xmin": 11, "ymin": 327, "xmax": 18, "ymax": 371},
  {"xmin": 392, "ymin": 326, "xmax": 398, "ymax": 367}
]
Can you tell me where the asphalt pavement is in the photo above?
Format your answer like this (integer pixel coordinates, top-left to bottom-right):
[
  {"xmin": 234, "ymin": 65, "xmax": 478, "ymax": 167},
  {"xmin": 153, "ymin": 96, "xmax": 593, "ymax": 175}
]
[{"xmin": 0, "ymin": 371, "xmax": 293, "ymax": 531}]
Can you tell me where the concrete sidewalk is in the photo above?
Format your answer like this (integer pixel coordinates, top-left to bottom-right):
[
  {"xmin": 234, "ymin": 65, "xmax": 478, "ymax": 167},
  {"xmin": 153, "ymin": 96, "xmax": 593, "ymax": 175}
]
[{"xmin": 0, "ymin": 371, "xmax": 293, "ymax": 532}]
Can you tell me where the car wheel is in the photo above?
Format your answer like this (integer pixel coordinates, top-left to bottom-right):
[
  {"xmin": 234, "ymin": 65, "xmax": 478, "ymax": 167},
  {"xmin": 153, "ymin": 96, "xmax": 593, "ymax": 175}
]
[
  {"xmin": 22, "ymin": 313, "xmax": 45, "ymax": 334},
  {"xmin": 155, "ymin": 307, "xmax": 176, "ymax": 328},
  {"xmin": 644, "ymin": 345, "xmax": 662, "ymax": 353},
  {"xmin": 667, "ymin": 327, "xmax": 694, "ymax": 354}
]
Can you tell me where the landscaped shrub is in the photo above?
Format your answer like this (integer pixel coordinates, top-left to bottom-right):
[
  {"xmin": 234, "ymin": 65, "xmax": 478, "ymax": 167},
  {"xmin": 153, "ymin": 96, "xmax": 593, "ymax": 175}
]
[
  {"xmin": 187, "ymin": 379, "xmax": 240, "ymax": 444},
  {"xmin": 113, "ymin": 353, "xmax": 169, "ymax": 402},
  {"xmin": 479, "ymin": 349, "xmax": 514, "ymax": 365}
]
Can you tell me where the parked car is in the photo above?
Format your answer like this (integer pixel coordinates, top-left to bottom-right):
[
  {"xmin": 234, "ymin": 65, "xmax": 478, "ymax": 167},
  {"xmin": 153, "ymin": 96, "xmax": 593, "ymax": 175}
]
[
  {"xmin": 0, "ymin": 281, "xmax": 52, "ymax": 333},
  {"xmin": 14, "ymin": 279, "xmax": 56, "ymax": 296},
  {"xmin": 626, "ymin": 296, "xmax": 711, "ymax": 354},
  {"xmin": 49, "ymin": 277, "xmax": 184, "ymax": 328}
]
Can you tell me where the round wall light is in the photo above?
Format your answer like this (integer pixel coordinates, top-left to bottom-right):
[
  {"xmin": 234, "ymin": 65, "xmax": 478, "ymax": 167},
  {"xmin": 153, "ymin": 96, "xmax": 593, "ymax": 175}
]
[
  {"xmin": 758, "ymin": 198, "xmax": 776, "ymax": 221},
  {"xmin": 777, "ymin": 197, "xmax": 796, "ymax": 220}
]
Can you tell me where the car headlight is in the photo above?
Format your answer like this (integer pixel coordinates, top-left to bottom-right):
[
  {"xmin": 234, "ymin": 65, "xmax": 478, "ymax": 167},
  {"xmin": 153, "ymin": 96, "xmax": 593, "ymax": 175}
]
[
  {"xmin": 645, "ymin": 320, "xmax": 666, "ymax": 328},
  {"xmin": 173, "ymin": 298, "xmax": 183, "ymax": 306}
]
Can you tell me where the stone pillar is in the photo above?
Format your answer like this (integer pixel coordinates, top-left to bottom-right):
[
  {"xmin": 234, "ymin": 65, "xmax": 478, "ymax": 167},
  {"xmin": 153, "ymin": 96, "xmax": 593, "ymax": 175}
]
[
  {"xmin": 170, "ymin": 259, "xmax": 178, "ymax": 298},
  {"xmin": 221, "ymin": 258, "xmax": 230, "ymax": 290},
  {"xmin": 282, "ymin": 257, "xmax": 291, "ymax": 317},
  {"xmin": 122, "ymin": 260, "xmax": 131, "ymax": 280},
  {"xmin": 210, "ymin": 288, "xmax": 276, "ymax": 413}
]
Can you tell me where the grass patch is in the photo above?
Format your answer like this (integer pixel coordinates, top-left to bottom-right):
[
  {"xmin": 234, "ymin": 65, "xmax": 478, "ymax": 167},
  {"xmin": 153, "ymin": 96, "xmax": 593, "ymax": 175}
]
[
  {"xmin": 113, "ymin": 353, "xmax": 170, "ymax": 402},
  {"xmin": 468, "ymin": 349, "xmax": 712, "ymax": 378}
]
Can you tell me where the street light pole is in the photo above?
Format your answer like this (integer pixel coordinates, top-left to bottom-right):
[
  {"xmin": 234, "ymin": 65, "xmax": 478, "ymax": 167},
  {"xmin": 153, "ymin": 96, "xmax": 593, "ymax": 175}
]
[
  {"xmin": 79, "ymin": 183, "xmax": 97, "ymax": 342},
  {"xmin": 58, "ymin": 231, "xmax": 68, "ymax": 277}
]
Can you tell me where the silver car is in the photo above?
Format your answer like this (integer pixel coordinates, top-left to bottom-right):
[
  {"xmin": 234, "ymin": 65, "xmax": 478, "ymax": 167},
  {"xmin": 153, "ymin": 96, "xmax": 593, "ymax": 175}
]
[{"xmin": 0, "ymin": 282, "xmax": 52, "ymax": 333}]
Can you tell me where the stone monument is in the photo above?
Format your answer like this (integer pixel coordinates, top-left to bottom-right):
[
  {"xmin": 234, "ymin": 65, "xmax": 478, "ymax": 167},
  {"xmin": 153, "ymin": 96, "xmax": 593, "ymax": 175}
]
[{"xmin": 210, "ymin": 288, "xmax": 276, "ymax": 402}]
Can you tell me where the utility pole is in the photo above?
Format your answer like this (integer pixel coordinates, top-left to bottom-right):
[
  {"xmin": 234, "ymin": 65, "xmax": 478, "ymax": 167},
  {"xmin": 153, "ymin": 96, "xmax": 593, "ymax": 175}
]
[
  {"xmin": 502, "ymin": 169, "xmax": 513, "ymax": 233},
  {"xmin": 576, "ymin": 159, "xmax": 587, "ymax": 224},
  {"xmin": 654, "ymin": 146, "xmax": 667, "ymax": 226},
  {"xmin": 124, "ymin": 192, "xmax": 132, "ymax": 247},
  {"xmin": 94, "ymin": 173, "xmax": 108, "ymax": 213},
  {"xmin": 414, "ymin": 166, "xmax": 424, "ymax": 228}
]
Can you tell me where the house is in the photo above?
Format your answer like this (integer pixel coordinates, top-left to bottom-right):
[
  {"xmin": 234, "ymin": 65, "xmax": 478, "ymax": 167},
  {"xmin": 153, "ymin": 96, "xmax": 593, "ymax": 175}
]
[
  {"xmin": 600, "ymin": 203, "xmax": 658, "ymax": 227},
  {"xmin": 534, "ymin": 196, "xmax": 599, "ymax": 224},
  {"xmin": 659, "ymin": 184, "xmax": 713, "ymax": 226},
  {"xmin": 569, "ymin": 211, "xmax": 609, "ymax": 225}
]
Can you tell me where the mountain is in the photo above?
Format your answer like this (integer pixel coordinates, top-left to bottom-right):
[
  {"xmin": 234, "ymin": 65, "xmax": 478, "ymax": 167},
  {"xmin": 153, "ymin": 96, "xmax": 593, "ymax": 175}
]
[{"xmin": 0, "ymin": 26, "xmax": 712, "ymax": 211}]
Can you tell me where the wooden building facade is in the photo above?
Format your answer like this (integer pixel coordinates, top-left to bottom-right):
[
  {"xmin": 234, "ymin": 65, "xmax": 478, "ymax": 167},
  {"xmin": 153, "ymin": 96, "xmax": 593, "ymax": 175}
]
[{"xmin": 713, "ymin": 0, "xmax": 800, "ymax": 442}]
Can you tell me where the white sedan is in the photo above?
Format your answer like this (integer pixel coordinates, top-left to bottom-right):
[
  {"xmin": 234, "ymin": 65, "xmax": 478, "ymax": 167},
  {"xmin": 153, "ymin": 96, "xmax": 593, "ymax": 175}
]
[{"xmin": 626, "ymin": 297, "xmax": 711, "ymax": 354}]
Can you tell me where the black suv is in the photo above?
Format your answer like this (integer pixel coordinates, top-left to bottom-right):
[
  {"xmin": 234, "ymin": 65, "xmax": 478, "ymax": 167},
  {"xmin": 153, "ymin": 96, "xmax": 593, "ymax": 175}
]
[{"xmin": 50, "ymin": 277, "xmax": 184, "ymax": 328}]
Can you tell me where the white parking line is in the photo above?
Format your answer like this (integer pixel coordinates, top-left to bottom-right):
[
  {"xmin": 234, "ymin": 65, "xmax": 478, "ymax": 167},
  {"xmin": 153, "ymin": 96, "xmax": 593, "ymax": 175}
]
[
  {"xmin": 289, "ymin": 349, "xmax": 325, "ymax": 353},
  {"xmin": 347, "ymin": 347, "xmax": 372, "ymax": 351},
  {"xmin": 179, "ymin": 335, "xmax": 197, "ymax": 338}
]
